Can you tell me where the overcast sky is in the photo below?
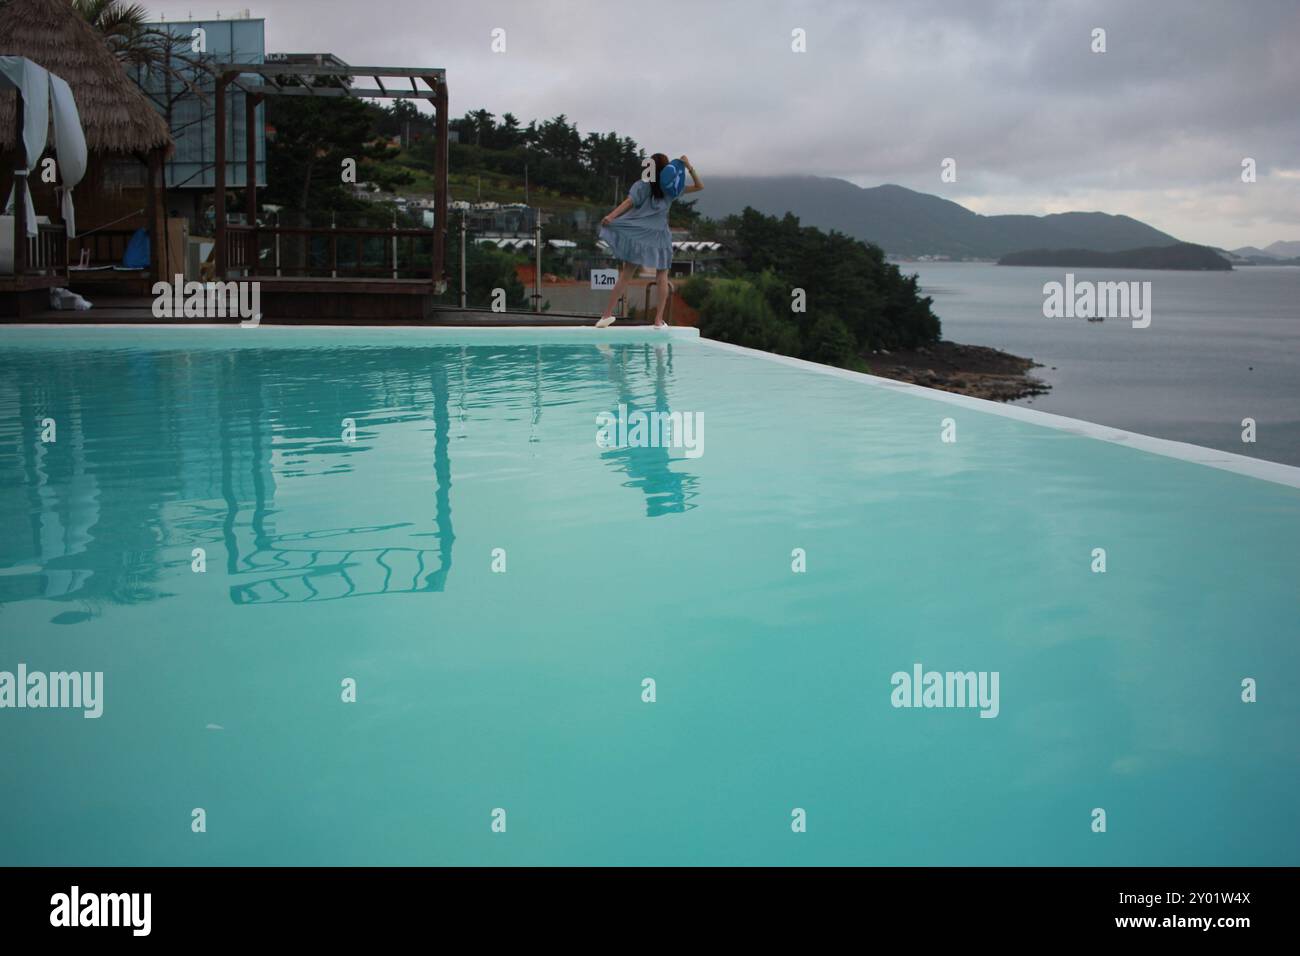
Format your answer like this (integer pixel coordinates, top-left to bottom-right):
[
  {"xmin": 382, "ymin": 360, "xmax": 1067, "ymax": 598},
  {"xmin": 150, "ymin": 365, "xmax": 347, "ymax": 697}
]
[{"xmin": 146, "ymin": 0, "xmax": 1299, "ymax": 248}]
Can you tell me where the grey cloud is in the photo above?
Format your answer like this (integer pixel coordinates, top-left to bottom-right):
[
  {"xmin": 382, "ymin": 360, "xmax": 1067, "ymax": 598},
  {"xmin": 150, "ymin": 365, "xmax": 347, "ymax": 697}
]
[{"xmin": 144, "ymin": 0, "xmax": 1300, "ymax": 244}]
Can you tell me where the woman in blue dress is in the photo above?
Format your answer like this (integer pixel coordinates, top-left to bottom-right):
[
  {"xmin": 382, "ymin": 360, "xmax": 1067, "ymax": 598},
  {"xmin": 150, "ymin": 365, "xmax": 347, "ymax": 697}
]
[{"xmin": 595, "ymin": 153, "xmax": 702, "ymax": 328}]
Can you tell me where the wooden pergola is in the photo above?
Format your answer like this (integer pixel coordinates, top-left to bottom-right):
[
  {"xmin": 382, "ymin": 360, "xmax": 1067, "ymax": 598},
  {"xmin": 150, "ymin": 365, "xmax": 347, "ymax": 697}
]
[{"xmin": 210, "ymin": 62, "xmax": 448, "ymax": 292}]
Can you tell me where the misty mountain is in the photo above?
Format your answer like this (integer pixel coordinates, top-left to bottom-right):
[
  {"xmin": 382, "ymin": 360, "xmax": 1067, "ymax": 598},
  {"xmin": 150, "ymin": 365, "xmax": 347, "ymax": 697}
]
[
  {"xmin": 690, "ymin": 177, "xmax": 1181, "ymax": 259},
  {"xmin": 1264, "ymin": 240, "xmax": 1300, "ymax": 258},
  {"xmin": 1227, "ymin": 241, "xmax": 1300, "ymax": 265}
]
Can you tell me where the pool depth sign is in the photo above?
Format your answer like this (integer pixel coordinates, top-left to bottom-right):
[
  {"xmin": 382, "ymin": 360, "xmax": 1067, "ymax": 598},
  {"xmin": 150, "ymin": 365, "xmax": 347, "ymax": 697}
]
[{"xmin": 590, "ymin": 269, "xmax": 620, "ymax": 290}]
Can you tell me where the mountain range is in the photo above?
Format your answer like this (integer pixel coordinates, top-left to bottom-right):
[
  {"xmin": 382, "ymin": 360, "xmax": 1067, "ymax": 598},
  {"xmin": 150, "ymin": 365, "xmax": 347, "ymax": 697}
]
[
  {"xmin": 691, "ymin": 177, "xmax": 1182, "ymax": 259},
  {"xmin": 1229, "ymin": 241, "xmax": 1300, "ymax": 259}
]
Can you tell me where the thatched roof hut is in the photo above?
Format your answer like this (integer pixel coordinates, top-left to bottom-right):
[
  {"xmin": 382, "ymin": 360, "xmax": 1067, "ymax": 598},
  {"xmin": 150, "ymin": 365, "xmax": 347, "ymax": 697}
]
[{"xmin": 0, "ymin": 0, "xmax": 172, "ymax": 155}]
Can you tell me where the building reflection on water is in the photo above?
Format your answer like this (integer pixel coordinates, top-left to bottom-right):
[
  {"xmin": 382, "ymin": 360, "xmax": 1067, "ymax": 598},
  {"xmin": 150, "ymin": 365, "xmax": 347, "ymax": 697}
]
[
  {"xmin": 214, "ymin": 354, "xmax": 456, "ymax": 604},
  {"xmin": 0, "ymin": 340, "xmax": 698, "ymax": 612}
]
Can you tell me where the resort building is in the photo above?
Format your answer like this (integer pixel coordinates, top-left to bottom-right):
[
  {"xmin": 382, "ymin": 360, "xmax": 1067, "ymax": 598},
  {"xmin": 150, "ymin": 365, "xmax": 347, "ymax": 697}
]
[{"xmin": 129, "ymin": 13, "xmax": 267, "ymax": 231}]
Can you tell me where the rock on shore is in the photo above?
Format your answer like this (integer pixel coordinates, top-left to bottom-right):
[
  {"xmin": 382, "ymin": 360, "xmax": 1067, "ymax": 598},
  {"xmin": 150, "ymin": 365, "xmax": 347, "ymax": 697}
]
[{"xmin": 865, "ymin": 341, "xmax": 1050, "ymax": 402}]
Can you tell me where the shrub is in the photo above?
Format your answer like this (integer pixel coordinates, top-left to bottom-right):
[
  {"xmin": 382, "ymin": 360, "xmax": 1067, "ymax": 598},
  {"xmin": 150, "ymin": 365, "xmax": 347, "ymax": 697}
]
[
  {"xmin": 696, "ymin": 278, "xmax": 799, "ymax": 356},
  {"xmin": 805, "ymin": 314, "xmax": 856, "ymax": 366},
  {"xmin": 447, "ymin": 242, "xmax": 528, "ymax": 310},
  {"xmin": 679, "ymin": 274, "xmax": 713, "ymax": 310}
]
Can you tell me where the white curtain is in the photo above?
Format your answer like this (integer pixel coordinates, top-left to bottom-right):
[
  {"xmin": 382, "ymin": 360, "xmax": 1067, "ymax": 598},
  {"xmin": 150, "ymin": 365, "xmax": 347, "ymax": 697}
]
[
  {"xmin": 0, "ymin": 56, "xmax": 50, "ymax": 236},
  {"xmin": 48, "ymin": 74, "xmax": 86, "ymax": 238}
]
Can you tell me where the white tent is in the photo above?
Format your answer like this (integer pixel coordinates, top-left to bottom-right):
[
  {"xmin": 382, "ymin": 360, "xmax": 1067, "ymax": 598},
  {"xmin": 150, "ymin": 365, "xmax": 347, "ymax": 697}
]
[{"xmin": 0, "ymin": 56, "xmax": 86, "ymax": 239}]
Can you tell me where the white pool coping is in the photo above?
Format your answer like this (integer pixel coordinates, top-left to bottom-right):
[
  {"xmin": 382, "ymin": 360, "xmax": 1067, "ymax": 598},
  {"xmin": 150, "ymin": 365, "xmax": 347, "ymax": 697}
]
[
  {"xmin": 695, "ymin": 336, "xmax": 1300, "ymax": 490},
  {"xmin": 0, "ymin": 323, "xmax": 700, "ymax": 338}
]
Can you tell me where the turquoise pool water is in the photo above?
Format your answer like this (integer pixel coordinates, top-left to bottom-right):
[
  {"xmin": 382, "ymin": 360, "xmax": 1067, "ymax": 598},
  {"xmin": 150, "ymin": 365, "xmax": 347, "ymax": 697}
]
[{"xmin": 1, "ymin": 328, "xmax": 1297, "ymax": 866}]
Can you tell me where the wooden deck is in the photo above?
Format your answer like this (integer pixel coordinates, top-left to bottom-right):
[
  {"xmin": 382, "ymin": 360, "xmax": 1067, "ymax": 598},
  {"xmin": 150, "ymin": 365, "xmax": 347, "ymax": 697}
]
[
  {"xmin": 0, "ymin": 274, "xmax": 64, "ymax": 292},
  {"xmin": 0, "ymin": 274, "xmax": 65, "ymax": 318},
  {"xmin": 6, "ymin": 294, "xmax": 652, "ymax": 327},
  {"xmin": 66, "ymin": 273, "xmax": 156, "ymax": 300},
  {"xmin": 243, "ymin": 276, "xmax": 437, "ymax": 294}
]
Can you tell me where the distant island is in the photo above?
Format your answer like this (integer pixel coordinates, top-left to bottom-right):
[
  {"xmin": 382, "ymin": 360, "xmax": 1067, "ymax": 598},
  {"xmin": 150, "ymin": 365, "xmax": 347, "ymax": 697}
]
[{"xmin": 997, "ymin": 243, "xmax": 1232, "ymax": 271}]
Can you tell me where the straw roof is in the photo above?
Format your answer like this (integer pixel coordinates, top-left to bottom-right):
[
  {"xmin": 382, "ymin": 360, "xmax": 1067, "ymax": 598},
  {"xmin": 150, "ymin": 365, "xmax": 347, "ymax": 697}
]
[{"xmin": 0, "ymin": 0, "xmax": 172, "ymax": 154}]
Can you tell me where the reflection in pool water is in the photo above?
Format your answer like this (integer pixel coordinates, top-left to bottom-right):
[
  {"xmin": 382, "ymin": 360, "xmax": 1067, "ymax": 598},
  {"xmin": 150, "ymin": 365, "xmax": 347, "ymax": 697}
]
[{"xmin": 0, "ymin": 341, "xmax": 699, "ymax": 612}]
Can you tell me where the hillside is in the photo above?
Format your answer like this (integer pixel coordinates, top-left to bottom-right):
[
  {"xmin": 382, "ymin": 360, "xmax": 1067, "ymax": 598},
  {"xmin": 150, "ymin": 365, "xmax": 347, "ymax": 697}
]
[{"xmin": 689, "ymin": 177, "xmax": 1180, "ymax": 259}]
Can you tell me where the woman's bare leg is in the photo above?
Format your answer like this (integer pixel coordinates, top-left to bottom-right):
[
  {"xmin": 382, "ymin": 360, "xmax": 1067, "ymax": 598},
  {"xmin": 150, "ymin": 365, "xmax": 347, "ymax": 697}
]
[
  {"xmin": 653, "ymin": 269, "xmax": 671, "ymax": 326},
  {"xmin": 599, "ymin": 262, "xmax": 638, "ymax": 322}
]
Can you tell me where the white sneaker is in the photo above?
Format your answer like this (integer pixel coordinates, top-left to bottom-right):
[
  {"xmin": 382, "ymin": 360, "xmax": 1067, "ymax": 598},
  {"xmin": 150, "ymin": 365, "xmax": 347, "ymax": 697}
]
[{"xmin": 595, "ymin": 315, "xmax": 616, "ymax": 328}]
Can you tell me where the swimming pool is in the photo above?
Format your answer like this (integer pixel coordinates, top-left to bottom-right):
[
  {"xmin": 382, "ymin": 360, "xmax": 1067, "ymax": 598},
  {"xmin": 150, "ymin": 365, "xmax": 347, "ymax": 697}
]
[{"xmin": 1, "ymin": 327, "xmax": 1297, "ymax": 866}]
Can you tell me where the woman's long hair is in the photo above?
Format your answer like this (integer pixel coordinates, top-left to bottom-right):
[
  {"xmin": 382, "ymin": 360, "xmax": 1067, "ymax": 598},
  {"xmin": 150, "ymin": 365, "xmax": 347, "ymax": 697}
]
[{"xmin": 649, "ymin": 153, "xmax": 669, "ymax": 200}]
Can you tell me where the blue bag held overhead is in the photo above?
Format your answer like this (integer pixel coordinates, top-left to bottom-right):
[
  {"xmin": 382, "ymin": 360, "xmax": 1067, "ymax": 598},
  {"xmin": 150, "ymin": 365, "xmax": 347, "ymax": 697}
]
[{"xmin": 660, "ymin": 159, "xmax": 687, "ymax": 199}]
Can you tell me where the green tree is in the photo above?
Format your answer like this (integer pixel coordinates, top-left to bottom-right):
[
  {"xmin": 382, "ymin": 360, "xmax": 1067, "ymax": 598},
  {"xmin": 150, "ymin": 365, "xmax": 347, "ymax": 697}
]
[
  {"xmin": 375, "ymin": 100, "xmax": 430, "ymax": 147},
  {"xmin": 264, "ymin": 83, "xmax": 388, "ymax": 220},
  {"xmin": 729, "ymin": 207, "xmax": 940, "ymax": 352},
  {"xmin": 498, "ymin": 113, "xmax": 523, "ymax": 148},
  {"xmin": 536, "ymin": 115, "xmax": 581, "ymax": 161},
  {"xmin": 73, "ymin": 0, "xmax": 148, "ymax": 49},
  {"xmin": 77, "ymin": 0, "xmax": 211, "ymax": 103},
  {"xmin": 669, "ymin": 198, "xmax": 700, "ymax": 229},
  {"xmin": 470, "ymin": 109, "xmax": 495, "ymax": 147}
]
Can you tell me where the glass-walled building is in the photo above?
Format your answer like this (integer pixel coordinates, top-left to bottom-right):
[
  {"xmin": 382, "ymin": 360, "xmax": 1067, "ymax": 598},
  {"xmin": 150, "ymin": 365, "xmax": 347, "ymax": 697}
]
[{"xmin": 129, "ymin": 15, "xmax": 266, "ymax": 227}]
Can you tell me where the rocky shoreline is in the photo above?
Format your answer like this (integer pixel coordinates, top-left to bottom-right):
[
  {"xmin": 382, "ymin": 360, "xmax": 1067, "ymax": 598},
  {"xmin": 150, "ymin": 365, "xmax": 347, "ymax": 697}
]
[{"xmin": 864, "ymin": 341, "xmax": 1051, "ymax": 403}]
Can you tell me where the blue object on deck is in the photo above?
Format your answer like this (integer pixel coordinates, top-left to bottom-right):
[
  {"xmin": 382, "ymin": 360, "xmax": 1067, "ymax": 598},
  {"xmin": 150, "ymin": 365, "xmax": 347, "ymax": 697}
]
[{"xmin": 121, "ymin": 228, "xmax": 149, "ymax": 269}]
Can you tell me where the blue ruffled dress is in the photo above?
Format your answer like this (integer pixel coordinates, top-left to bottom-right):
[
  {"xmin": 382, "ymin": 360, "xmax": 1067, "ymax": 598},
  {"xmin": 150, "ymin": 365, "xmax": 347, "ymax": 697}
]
[{"xmin": 599, "ymin": 180, "xmax": 674, "ymax": 270}]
